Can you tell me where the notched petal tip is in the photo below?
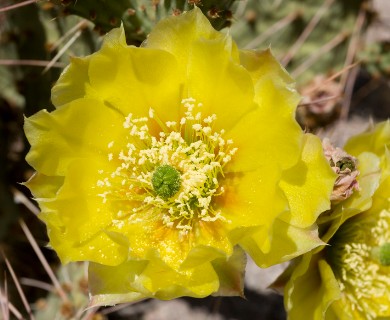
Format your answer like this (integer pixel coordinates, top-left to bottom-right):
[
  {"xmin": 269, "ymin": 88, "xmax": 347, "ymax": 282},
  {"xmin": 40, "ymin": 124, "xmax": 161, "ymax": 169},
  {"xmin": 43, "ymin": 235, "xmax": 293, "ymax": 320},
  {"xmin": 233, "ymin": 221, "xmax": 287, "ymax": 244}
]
[
  {"xmin": 101, "ymin": 23, "xmax": 127, "ymax": 49},
  {"xmin": 23, "ymin": 172, "xmax": 64, "ymax": 200},
  {"xmin": 145, "ymin": 4, "xmax": 226, "ymax": 55},
  {"xmin": 239, "ymin": 48, "xmax": 296, "ymax": 89},
  {"xmin": 51, "ymin": 56, "xmax": 91, "ymax": 108}
]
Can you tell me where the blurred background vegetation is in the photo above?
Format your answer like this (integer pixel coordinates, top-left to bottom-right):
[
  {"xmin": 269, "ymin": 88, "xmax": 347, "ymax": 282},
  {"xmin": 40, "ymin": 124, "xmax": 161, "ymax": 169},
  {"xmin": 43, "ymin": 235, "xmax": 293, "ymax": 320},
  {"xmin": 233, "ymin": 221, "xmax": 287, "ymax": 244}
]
[{"xmin": 0, "ymin": 0, "xmax": 389, "ymax": 318}]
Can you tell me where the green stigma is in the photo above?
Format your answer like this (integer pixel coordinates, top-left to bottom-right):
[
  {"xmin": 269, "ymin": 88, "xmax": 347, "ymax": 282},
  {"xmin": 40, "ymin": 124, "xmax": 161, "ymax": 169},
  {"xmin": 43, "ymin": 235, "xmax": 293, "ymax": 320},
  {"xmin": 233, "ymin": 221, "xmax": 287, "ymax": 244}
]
[
  {"xmin": 152, "ymin": 165, "xmax": 181, "ymax": 199},
  {"xmin": 379, "ymin": 243, "xmax": 390, "ymax": 266},
  {"xmin": 336, "ymin": 158, "xmax": 355, "ymax": 171},
  {"xmin": 371, "ymin": 243, "xmax": 390, "ymax": 266}
]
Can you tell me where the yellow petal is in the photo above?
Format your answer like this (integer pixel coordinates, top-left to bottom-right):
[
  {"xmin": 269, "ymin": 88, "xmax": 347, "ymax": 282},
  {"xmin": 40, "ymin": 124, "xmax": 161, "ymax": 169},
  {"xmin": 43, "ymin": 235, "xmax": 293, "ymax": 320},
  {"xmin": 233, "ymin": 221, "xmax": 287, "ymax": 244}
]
[
  {"xmin": 113, "ymin": 218, "xmax": 189, "ymax": 269},
  {"xmin": 87, "ymin": 44, "xmax": 183, "ymax": 126},
  {"xmin": 139, "ymin": 259, "xmax": 219, "ymax": 299},
  {"xmin": 317, "ymin": 260, "xmax": 343, "ymax": 318},
  {"xmin": 39, "ymin": 159, "xmax": 129, "ymax": 266},
  {"xmin": 181, "ymin": 220, "xmax": 233, "ymax": 269},
  {"xmin": 239, "ymin": 49, "xmax": 297, "ymax": 103},
  {"xmin": 218, "ymin": 166, "xmax": 293, "ymax": 262},
  {"xmin": 90, "ymin": 257, "xmax": 220, "ymax": 304},
  {"xmin": 344, "ymin": 120, "xmax": 390, "ymax": 157},
  {"xmin": 225, "ymin": 82, "xmax": 302, "ymax": 172},
  {"xmin": 146, "ymin": 7, "xmax": 239, "ymax": 69},
  {"xmin": 118, "ymin": 216, "xmax": 233, "ymax": 271},
  {"xmin": 285, "ymin": 255, "xmax": 341, "ymax": 320},
  {"xmin": 279, "ymin": 134, "xmax": 336, "ymax": 228},
  {"xmin": 51, "ymin": 56, "xmax": 90, "ymax": 108},
  {"xmin": 182, "ymin": 36, "xmax": 256, "ymax": 132},
  {"xmin": 23, "ymin": 172, "xmax": 63, "ymax": 199},
  {"xmin": 25, "ymin": 98, "xmax": 126, "ymax": 176},
  {"xmin": 146, "ymin": 8, "xmax": 254, "ymax": 132},
  {"xmin": 211, "ymin": 246, "xmax": 246, "ymax": 297},
  {"xmin": 239, "ymin": 218, "xmax": 324, "ymax": 268},
  {"xmin": 89, "ymin": 260, "xmax": 149, "ymax": 306},
  {"xmin": 344, "ymin": 120, "xmax": 390, "ymax": 180},
  {"xmin": 369, "ymin": 175, "xmax": 390, "ymax": 213},
  {"xmin": 52, "ymin": 25, "xmax": 183, "ymax": 128},
  {"xmin": 219, "ymin": 164, "xmax": 288, "ymax": 234},
  {"xmin": 51, "ymin": 26, "xmax": 130, "ymax": 109}
]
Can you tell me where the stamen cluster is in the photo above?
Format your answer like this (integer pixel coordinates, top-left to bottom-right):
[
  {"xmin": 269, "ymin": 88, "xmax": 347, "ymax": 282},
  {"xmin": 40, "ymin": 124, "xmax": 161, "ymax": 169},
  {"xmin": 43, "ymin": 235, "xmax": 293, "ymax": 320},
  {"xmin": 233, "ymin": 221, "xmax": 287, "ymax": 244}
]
[
  {"xmin": 327, "ymin": 209, "xmax": 390, "ymax": 319},
  {"xmin": 96, "ymin": 98, "xmax": 237, "ymax": 237}
]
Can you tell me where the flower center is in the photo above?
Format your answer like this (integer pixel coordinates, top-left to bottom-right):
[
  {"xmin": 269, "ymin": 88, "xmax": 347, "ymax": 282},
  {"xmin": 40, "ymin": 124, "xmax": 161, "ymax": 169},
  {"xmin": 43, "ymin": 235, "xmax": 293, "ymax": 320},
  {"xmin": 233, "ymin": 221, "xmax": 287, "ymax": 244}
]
[
  {"xmin": 322, "ymin": 138, "xmax": 359, "ymax": 203},
  {"xmin": 379, "ymin": 243, "xmax": 390, "ymax": 266},
  {"xmin": 326, "ymin": 210, "xmax": 390, "ymax": 319},
  {"xmin": 96, "ymin": 98, "xmax": 237, "ymax": 237},
  {"xmin": 152, "ymin": 165, "xmax": 181, "ymax": 199}
]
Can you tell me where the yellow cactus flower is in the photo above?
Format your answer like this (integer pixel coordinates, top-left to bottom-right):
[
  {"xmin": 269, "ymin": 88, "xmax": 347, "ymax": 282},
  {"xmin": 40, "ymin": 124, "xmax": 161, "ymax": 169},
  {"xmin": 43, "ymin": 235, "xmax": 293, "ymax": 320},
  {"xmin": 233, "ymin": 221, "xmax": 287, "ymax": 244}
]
[
  {"xmin": 24, "ymin": 8, "xmax": 335, "ymax": 304},
  {"xmin": 284, "ymin": 121, "xmax": 390, "ymax": 320}
]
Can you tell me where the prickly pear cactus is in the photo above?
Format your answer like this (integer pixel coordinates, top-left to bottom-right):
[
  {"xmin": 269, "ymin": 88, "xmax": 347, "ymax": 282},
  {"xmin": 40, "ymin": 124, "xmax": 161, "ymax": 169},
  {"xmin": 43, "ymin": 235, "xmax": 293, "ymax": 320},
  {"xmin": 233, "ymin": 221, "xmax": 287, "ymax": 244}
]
[
  {"xmin": 359, "ymin": 42, "xmax": 390, "ymax": 78},
  {"xmin": 33, "ymin": 262, "xmax": 98, "ymax": 320},
  {"xmin": 229, "ymin": 0, "xmax": 366, "ymax": 84},
  {"xmin": 0, "ymin": 2, "xmax": 98, "ymax": 114},
  {"xmin": 50, "ymin": 0, "xmax": 237, "ymax": 45}
]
